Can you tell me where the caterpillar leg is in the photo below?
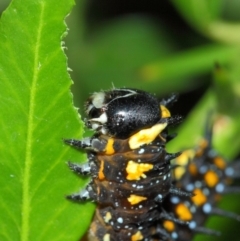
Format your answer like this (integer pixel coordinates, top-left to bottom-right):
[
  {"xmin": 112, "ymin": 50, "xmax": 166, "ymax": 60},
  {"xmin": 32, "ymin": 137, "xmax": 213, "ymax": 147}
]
[
  {"xmin": 66, "ymin": 189, "xmax": 91, "ymax": 201},
  {"xmin": 67, "ymin": 161, "xmax": 91, "ymax": 175},
  {"xmin": 64, "ymin": 137, "xmax": 108, "ymax": 152}
]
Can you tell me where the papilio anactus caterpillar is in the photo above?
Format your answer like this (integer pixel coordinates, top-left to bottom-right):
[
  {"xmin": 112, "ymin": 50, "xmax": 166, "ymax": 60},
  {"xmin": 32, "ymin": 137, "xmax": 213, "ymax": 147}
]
[
  {"xmin": 160, "ymin": 122, "xmax": 240, "ymax": 241},
  {"xmin": 64, "ymin": 88, "xmax": 240, "ymax": 241}
]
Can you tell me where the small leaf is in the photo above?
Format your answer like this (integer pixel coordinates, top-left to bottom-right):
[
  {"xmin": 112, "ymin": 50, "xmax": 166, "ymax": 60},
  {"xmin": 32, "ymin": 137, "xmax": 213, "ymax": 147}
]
[{"xmin": 0, "ymin": 1, "xmax": 94, "ymax": 241}]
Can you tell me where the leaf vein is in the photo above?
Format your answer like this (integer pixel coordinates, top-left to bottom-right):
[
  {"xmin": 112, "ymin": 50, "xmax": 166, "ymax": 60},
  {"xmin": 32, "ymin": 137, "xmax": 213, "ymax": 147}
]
[{"xmin": 21, "ymin": 3, "xmax": 45, "ymax": 241}]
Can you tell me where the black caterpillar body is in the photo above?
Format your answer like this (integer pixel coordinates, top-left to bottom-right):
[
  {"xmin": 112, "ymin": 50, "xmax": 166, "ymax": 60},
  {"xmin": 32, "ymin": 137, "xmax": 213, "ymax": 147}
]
[{"xmin": 65, "ymin": 88, "xmax": 240, "ymax": 241}]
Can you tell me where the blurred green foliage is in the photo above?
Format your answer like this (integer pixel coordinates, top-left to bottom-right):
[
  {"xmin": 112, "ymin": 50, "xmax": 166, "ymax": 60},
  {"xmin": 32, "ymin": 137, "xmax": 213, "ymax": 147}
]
[{"xmin": 1, "ymin": 0, "xmax": 240, "ymax": 240}]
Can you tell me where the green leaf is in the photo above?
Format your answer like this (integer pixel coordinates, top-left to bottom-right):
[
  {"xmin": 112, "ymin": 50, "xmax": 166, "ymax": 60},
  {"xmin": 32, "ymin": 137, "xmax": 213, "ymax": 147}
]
[{"xmin": 0, "ymin": 1, "xmax": 94, "ymax": 241}]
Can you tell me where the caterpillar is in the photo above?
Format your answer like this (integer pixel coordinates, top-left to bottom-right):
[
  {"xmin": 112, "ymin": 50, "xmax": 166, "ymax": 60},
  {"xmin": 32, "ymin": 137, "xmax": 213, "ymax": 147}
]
[
  {"xmin": 160, "ymin": 124, "xmax": 240, "ymax": 241},
  {"xmin": 64, "ymin": 88, "xmax": 240, "ymax": 241}
]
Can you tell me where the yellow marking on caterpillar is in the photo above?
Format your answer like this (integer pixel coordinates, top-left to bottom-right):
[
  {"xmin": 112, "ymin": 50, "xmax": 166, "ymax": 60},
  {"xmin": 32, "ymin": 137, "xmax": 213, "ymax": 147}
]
[
  {"xmin": 103, "ymin": 212, "xmax": 112, "ymax": 223},
  {"xmin": 98, "ymin": 160, "xmax": 105, "ymax": 180},
  {"xmin": 163, "ymin": 220, "xmax": 175, "ymax": 232},
  {"xmin": 126, "ymin": 161, "xmax": 153, "ymax": 180},
  {"xmin": 127, "ymin": 194, "xmax": 147, "ymax": 205},
  {"xmin": 174, "ymin": 149, "xmax": 195, "ymax": 180},
  {"xmin": 192, "ymin": 188, "xmax": 207, "ymax": 206},
  {"xmin": 213, "ymin": 156, "xmax": 226, "ymax": 169},
  {"xmin": 103, "ymin": 233, "xmax": 110, "ymax": 241},
  {"xmin": 105, "ymin": 138, "xmax": 115, "ymax": 155},
  {"xmin": 175, "ymin": 203, "xmax": 192, "ymax": 221},
  {"xmin": 160, "ymin": 105, "xmax": 171, "ymax": 118},
  {"xmin": 188, "ymin": 162, "xmax": 198, "ymax": 176},
  {"xmin": 204, "ymin": 170, "xmax": 219, "ymax": 187},
  {"xmin": 129, "ymin": 123, "xmax": 167, "ymax": 149},
  {"xmin": 131, "ymin": 231, "xmax": 143, "ymax": 241}
]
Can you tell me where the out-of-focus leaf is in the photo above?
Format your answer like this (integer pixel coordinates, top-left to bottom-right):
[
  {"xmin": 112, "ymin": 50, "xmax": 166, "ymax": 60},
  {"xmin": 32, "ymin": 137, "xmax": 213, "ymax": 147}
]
[
  {"xmin": 171, "ymin": 0, "xmax": 224, "ymax": 29},
  {"xmin": 167, "ymin": 90, "xmax": 216, "ymax": 152},
  {"xmin": 139, "ymin": 44, "xmax": 238, "ymax": 87},
  {"xmin": 213, "ymin": 64, "xmax": 240, "ymax": 115},
  {"xmin": 171, "ymin": 0, "xmax": 240, "ymax": 43}
]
